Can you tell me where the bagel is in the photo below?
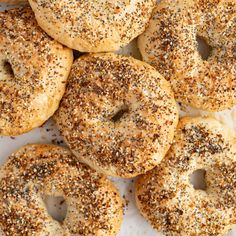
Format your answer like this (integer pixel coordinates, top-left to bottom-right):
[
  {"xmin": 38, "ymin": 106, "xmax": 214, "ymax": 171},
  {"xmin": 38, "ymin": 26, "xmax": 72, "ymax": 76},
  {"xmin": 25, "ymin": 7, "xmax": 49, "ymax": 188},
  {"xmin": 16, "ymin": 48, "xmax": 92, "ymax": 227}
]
[
  {"xmin": 28, "ymin": 0, "xmax": 155, "ymax": 52},
  {"xmin": 0, "ymin": 8, "xmax": 73, "ymax": 136},
  {"xmin": 138, "ymin": 0, "xmax": 236, "ymax": 112},
  {"xmin": 0, "ymin": 144, "xmax": 123, "ymax": 236},
  {"xmin": 136, "ymin": 117, "xmax": 236, "ymax": 235},
  {"xmin": 54, "ymin": 53, "xmax": 178, "ymax": 178}
]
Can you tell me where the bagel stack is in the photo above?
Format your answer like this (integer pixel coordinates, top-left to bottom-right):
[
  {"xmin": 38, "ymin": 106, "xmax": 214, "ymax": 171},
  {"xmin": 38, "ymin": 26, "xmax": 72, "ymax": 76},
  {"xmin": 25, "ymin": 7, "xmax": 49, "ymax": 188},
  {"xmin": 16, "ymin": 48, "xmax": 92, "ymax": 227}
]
[{"xmin": 0, "ymin": 0, "xmax": 236, "ymax": 235}]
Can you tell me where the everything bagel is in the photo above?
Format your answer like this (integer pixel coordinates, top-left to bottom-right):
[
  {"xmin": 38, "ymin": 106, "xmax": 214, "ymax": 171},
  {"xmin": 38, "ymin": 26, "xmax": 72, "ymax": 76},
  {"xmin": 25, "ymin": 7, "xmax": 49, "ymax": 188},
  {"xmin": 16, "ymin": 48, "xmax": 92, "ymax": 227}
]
[
  {"xmin": 28, "ymin": 0, "xmax": 155, "ymax": 52},
  {"xmin": 0, "ymin": 8, "xmax": 73, "ymax": 136},
  {"xmin": 0, "ymin": 144, "xmax": 123, "ymax": 235},
  {"xmin": 138, "ymin": 0, "xmax": 236, "ymax": 111},
  {"xmin": 136, "ymin": 117, "xmax": 236, "ymax": 235},
  {"xmin": 54, "ymin": 53, "xmax": 178, "ymax": 178}
]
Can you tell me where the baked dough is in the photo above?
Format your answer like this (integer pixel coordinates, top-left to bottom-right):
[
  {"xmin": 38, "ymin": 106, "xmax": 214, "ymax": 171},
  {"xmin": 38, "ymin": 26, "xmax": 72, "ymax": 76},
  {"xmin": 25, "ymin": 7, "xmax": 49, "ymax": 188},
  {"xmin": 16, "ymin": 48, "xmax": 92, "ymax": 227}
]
[
  {"xmin": 0, "ymin": 8, "xmax": 73, "ymax": 136},
  {"xmin": 138, "ymin": 0, "xmax": 236, "ymax": 111},
  {"xmin": 1, "ymin": 0, "xmax": 27, "ymax": 4},
  {"xmin": 136, "ymin": 117, "xmax": 236, "ymax": 235},
  {"xmin": 0, "ymin": 144, "xmax": 123, "ymax": 235},
  {"xmin": 54, "ymin": 53, "xmax": 178, "ymax": 178},
  {"xmin": 28, "ymin": 0, "xmax": 155, "ymax": 52}
]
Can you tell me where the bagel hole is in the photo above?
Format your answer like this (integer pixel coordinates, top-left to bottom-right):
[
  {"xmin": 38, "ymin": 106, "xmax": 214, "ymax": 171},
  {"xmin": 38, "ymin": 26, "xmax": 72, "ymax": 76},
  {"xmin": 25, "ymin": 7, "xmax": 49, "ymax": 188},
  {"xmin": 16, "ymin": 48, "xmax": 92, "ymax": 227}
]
[
  {"xmin": 196, "ymin": 36, "xmax": 213, "ymax": 60},
  {"xmin": 42, "ymin": 195, "xmax": 67, "ymax": 223},
  {"xmin": 111, "ymin": 106, "xmax": 129, "ymax": 122},
  {"xmin": 73, "ymin": 50, "xmax": 84, "ymax": 60},
  {"xmin": 189, "ymin": 169, "xmax": 207, "ymax": 190},
  {"xmin": 3, "ymin": 61, "xmax": 14, "ymax": 77}
]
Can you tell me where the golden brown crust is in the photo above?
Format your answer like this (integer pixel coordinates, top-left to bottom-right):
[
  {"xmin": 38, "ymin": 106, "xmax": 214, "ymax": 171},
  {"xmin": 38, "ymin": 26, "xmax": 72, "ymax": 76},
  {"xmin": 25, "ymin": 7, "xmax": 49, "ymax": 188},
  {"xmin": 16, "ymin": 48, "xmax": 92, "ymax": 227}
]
[
  {"xmin": 0, "ymin": 8, "xmax": 73, "ymax": 136},
  {"xmin": 136, "ymin": 117, "xmax": 236, "ymax": 235},
  {"xmin": 138, "ymin": 0, "xmax": 236, "ymax": 112},
  {"xmin": 0, "ymin": 144, "xmax": 123, "ymax": 236},
  {"xmin": 28, "ymin": 0, "xmax": 155, "ymax": 52},
  {"xmin": 54, "ymin": 53, "xmax": 178, "ymax": 178},
  {"xmin": 1, "ymin": 0, "xmax": 27, "ymax": 4}
]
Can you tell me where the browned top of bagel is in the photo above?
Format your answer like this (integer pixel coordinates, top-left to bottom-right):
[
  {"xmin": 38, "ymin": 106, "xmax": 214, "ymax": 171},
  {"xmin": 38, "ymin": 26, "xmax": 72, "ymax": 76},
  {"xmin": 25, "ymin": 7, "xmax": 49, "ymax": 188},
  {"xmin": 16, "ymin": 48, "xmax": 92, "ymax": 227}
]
[
  {"xmin": 139, "ymin": 0, "xmax": 236, "ymax": 111},
  {"xmin": 54, "ymin": 53, "xmax": 178, "ymax": 178},
  {"xmin": 136, "ymin": 117, "xmax": 236, "ymax": 235},
  {"xmin": 1, "ymin": 0, "xmax": 27, "ymax": 4},
  {"xmin": 0, "ymin": 7, "xmax": 73, "ymax": 136},
  {"xmin": 0, "ymin": 144, "xmax": 123, "ymax": 235},
  {"xmin": 28, "ymin": 0, "xmax": 155, "ymax": 52}
]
